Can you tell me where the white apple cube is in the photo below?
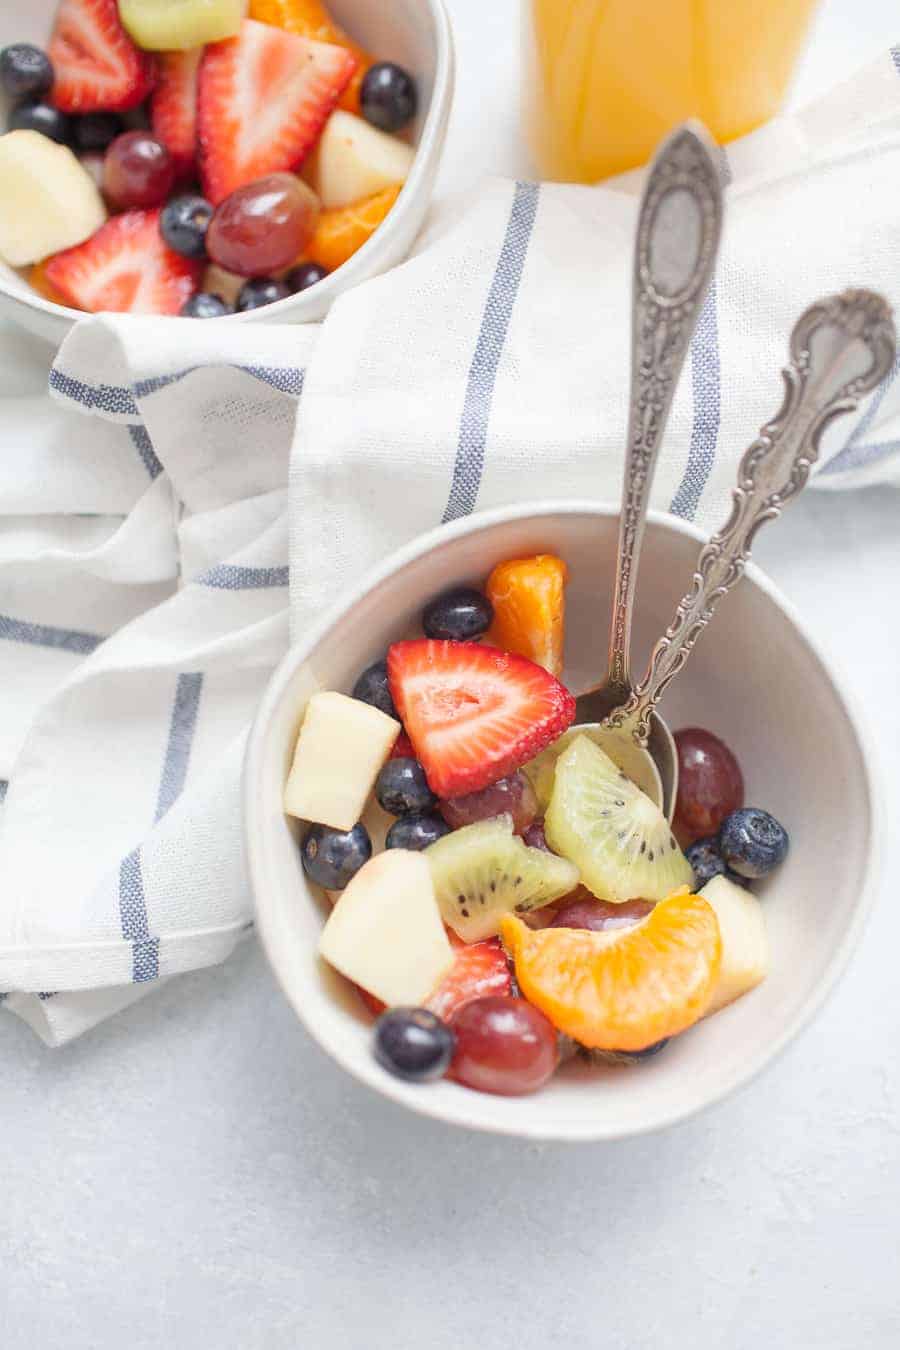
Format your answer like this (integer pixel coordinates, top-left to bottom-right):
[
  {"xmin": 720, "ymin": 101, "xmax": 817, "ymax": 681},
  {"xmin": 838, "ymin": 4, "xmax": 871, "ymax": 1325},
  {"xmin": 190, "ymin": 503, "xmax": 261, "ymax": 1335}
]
[
  {"xmin": 312, "ymin": 111, "xmax": 415, "ymax": 209},
  {"xmin": 319, "ymin": 850, "xmax": 454, "ymax": 1007},
  {"xmin": 701, "ymin": 875, "xmax": 770, "ymax": 1016},
  {"xmin": 284, "ymin": 690, "xmax": 399, "ymax": 830},
  {"xmin": 0, "ymin": 131, "xmax": 106, "ymax": 267}
]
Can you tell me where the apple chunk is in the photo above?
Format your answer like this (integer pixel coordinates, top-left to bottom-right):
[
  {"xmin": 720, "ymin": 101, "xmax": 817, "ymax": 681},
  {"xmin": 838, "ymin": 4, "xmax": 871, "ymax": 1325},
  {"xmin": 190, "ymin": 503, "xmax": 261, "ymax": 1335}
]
[
  {"xmin": 311, "ymin": 111, "xmax": 415, "ymax": 209},
  {"xmin": 319, "ymin": 850, "xmax": 454, "ymax": 1007},
  {"xmin": 701, "ymin": 875, "xmax": 769, "ymax": 1016},
  {"xmin": 0, "ymin": 131, "xmax": 106, "ymax": 267},
  {"xmin": 284, "ymin": 691, "xmax": 399, "ymax": 830}
]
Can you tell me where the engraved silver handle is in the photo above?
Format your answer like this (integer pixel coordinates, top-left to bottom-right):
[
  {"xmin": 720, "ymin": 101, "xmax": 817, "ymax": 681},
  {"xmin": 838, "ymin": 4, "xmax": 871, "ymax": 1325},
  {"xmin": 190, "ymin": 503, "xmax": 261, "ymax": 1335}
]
[
  {"xmin": 606, "ymin": 120, "xmax": 724, "ymax": 700},
  {"xmin": 607, "ymin": 288, "xmax": 897, "ymax": 742}
]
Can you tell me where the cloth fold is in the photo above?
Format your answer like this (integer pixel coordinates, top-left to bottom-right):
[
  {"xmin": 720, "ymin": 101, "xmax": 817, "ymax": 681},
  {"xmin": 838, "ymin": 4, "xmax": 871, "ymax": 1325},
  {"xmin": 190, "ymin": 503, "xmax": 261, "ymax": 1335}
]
[{"xmin": 2, "ymin": 49, "xmax": 899, "ymax": 1043}]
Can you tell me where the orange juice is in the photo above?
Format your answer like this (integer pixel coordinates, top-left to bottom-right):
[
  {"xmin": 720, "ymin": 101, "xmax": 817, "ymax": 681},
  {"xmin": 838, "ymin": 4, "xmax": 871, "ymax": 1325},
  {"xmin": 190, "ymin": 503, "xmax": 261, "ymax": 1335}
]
[{"xmin": 524, "ymin": 0, "xmax": 819, "ymax": 182}]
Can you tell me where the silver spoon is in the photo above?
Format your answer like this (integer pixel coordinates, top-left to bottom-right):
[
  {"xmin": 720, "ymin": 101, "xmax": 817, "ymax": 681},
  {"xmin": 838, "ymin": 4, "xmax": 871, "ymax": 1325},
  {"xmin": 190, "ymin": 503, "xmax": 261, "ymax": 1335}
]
[
  {"xmin": 572, "ymin": 120, "xmax": 723, "ymax": 809},
  {"xmin": 602, "ymin": 286, "xmax": 896, "ymax": 816}
]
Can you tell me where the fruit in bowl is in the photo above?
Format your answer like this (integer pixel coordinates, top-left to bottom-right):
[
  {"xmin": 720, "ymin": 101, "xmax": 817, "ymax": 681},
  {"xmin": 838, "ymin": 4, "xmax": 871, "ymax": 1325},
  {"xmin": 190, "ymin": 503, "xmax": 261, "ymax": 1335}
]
[
  {"xmin": 280, "ymin": 553, "xmax": 789, "ymax": 1099},
  {"xmin": 0, "ymin": 0, "xmax": 419, "ymax": 316}
]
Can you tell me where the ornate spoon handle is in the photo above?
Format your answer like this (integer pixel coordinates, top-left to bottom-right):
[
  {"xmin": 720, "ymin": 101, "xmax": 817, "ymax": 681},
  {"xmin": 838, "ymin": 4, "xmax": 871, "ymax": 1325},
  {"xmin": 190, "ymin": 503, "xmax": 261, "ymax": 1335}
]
[
  {"xmin": 605, "ymin": 120, "xmax": 723, "ymax": 700},
  {"xmin": 607, "ymin": 288, "xmax": 896, "ymax": 743}
]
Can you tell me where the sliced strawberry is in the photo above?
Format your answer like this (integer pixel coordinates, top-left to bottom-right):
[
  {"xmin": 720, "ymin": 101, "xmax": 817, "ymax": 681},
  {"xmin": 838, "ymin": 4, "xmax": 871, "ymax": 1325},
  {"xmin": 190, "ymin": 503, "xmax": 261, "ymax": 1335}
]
[
  {"xmin": 387, "ymin": 640, "xmax": 576, "ymax": 799},
  {"xmin": 356, "ymin": 933, "xmax": 512, "ymax": 1022},
  {"xmin": 45, "ymin": 211, "xmax": 203, "ymax": 316},
  {"xmin": 49, "ymin": 0, "xmax": 155, "ymax": 113},
  {"xmin": 427, "ymin": 935, "xmax": 512, "ymax": 1020},
  {"xmin": 389, "ymin": 731, "xmax": 415, "ymax": 760},
  {"xmin": 198, "ymin": 18, "xmax": 357, "ymax": 204},
  {"xmin": 151, "ymin": 49, "xmax": 202, "ymax": 181}
]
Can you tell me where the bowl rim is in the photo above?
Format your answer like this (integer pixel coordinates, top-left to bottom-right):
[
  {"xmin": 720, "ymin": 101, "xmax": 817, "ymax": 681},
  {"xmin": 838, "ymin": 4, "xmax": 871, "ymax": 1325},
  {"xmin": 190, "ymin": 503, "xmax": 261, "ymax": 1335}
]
[
  {"xmin": 244, "ymin": 499, "xmax": 882, "ymax": 1141},
  {"xmin": 0, "ymin": 0, "xmax": 455, "ymax": 327}
]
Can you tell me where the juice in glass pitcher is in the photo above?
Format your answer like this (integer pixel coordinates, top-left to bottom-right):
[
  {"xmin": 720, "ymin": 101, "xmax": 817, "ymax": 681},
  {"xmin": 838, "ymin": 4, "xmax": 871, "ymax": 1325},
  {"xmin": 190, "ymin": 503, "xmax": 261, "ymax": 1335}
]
[{"xmin": 524, "ymin": 0, "xmax": 819, "ymax": 182}]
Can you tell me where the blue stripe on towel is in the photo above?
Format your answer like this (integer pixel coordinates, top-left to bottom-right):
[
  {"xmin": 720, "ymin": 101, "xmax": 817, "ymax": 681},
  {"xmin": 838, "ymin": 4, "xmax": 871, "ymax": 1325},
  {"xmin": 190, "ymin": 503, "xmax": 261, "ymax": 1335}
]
[
  {"xmin": 51, "ymin": 364, "xmax": 305, "ymax": 418},
  {"xmin": 892, "ymin": 45, "xmax": 900, "ymax": 75},
  {"xmin": 0, "ymin": 614, "xmax": 103, "ymax": 655},
  {"xmin": 442, "ymin": 181, "xmax": 540, "ymax": 523},
  {"xmin": 49, "ymin": 367, "xmax": 140, "ymax": 417},
  {"xmin": 119, "ymin": 850, "xmax": 158, "ymax": 983},
  {"xmin": 128, "ymin": 424, "xmax": 163, "ymax": 480},
  {"xmin": 118, "ymin": 672, "xmax": 203, "ymax": 982},
  {"xmin": 131, "ymin": 365, "xmax": 305, "ymax": 400},
  {"xmin": 669, "ymin": 149, "xmax": 729, "ymax": 521},
  {"xmin": 155, "ymin": 673, "xmax": 204, "ymax": 823},
  {"xmin": 820, "ymin": 352, "xmax": 900, "ymax": 476},
  {"xmin": 670, "ymin": 279, "xmax": 723, "ymax": 519},
  {"xmin": 196, "ymin": 564, "xmax": 290, "ymax": 590}
]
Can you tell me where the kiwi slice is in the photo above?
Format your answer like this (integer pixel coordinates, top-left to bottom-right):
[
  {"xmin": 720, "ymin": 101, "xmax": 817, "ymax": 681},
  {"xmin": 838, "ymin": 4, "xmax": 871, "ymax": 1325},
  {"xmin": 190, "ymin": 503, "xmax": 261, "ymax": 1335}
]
[
  {"xmin": 545, "ymin": 735, "xmax": 693, "ymax": 904},
  {"xmin": 525, "ymin": 725, "xmax": 663, "ymax": 810},
  {"xmin": 426, "ymin": 814, "xmax": 580, "ymax": 943}
]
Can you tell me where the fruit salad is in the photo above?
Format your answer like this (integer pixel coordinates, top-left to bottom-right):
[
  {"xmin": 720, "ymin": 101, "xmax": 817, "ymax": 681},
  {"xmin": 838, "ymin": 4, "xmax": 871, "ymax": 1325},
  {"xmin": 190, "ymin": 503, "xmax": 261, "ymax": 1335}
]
[
  {"xmin": 284, "ymin": 554, "xmax": 791, "ymax": 1097},
  {"xmin": 0, "ymin": 0, "xmax": 417, "ymax": 316}
]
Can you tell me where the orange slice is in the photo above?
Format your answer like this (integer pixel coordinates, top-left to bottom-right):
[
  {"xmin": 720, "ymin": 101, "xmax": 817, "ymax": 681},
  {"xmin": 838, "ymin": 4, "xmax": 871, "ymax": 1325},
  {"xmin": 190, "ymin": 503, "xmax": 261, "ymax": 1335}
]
[
  {"xmin": 248, "ymin": 0, "xmax": 372, "ymax": 111},
  {"xmin": 485, "ymin": 554, "xmax": 568, "ymax": 676},
  {"xmin": 297, "ymin": 184, "xmax": 401, "ymax": 272},
  {"xmin": 500, "ymin": 890, "xmax": 721, "ymax": 1050}
]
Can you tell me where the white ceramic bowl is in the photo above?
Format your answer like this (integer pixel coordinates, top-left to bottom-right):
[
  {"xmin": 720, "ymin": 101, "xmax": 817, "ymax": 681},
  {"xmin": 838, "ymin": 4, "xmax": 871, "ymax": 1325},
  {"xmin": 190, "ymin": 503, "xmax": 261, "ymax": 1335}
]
[
  {"xmin": 245, "ymin": 502, "xmax": 878, "ymax": 1141},
  {"xmin": 0, "ymin": 0, "xmax": 453, "ymax": 344}
]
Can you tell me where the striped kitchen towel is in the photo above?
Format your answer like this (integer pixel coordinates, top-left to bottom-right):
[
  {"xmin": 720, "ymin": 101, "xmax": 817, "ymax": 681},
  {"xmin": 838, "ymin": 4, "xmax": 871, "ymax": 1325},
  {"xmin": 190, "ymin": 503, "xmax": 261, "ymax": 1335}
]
[{"xmin": 2, "ymin": 48, "xmax": 899, "ymax": 1044}]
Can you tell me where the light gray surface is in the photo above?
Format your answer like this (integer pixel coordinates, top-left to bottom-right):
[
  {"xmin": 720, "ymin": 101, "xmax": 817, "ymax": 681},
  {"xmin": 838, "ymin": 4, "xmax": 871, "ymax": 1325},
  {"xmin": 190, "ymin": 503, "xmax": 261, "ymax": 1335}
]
[{"xmin": 4, "ymin": 1, "xmax": 900, "ymax": 1345}]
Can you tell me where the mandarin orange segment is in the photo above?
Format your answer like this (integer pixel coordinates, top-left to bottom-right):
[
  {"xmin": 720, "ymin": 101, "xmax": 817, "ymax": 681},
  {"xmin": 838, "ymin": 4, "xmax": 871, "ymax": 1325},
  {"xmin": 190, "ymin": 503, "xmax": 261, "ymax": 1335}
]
[
  {"xmin": 485, "ymin": 554, "xmax": 569, "ymax": 676},
  {"xmin": 500, "ymin": 890, "xmax": 721, "ymax": 1050},
  {"xmin": 296, "ymin": 184, "xmax": 401, "ymax": 272},
  {"xmin": 248, "ymin": 0, "xmax": 373, "ymax": 110},
  {"xmin": 29, "ymin": 261, "xmax": 79, "ymax": 308}
]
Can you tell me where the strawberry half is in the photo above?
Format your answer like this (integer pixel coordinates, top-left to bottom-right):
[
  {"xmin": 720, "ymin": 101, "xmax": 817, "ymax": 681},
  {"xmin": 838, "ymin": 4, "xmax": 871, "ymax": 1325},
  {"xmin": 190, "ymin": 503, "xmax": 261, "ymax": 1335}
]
[
  {"xmin": 49, "ymin": 0, "xmax": 156, "ymax": 114},
  {"xmin": 198, "ymin": 18, "xmax": 357, "ymax": 204},
  {"xmin": 357, "ymin": 934, "xmax": 512, "ymax": 1021},
  {"xmin": 151, "ymin": 49, "xmax": 202, "ymax": 182},
  {"xmin": 387, "ymin": 640, "xmax": 576, "ymax": 799},
  {"xmin": 45, "ymin": 211, "xmax": 203, "ymax": 315}
]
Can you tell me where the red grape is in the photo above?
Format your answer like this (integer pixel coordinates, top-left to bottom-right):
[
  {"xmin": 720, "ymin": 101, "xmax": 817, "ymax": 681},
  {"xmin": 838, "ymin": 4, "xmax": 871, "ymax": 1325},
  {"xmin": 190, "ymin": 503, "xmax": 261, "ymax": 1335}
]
[
  {"xmin": 552, "ymin": 895, "xmax": 654, "ymax": 932},
  {"xmin": 439, "ymin": 771, "xmax": 538, "ymax": 833},
  {"xmin": 449, "ymin": 996, "xmax": 558, "ymax": 1095},
  {"xmin": 103, "ymin": 132, "xmax": 174, "ymax": 210},
  {"xmin": 206, "ymin": 173, "xmax": 320, "ymax": 277},
  {"xmin": 522, "ymin": 818, "xmax": 550, "ymax": 851},
  {"xmin": 674, "ymin": 728, "xmax": 744, "ymax": 843}
]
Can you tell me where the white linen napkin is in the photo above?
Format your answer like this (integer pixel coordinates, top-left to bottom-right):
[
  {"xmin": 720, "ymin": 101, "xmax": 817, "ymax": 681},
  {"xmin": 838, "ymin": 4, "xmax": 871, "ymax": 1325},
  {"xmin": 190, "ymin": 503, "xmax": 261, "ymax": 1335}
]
[{"xmin": 2, "ymin": 49, "xmax": 899, "ymax": 1044}]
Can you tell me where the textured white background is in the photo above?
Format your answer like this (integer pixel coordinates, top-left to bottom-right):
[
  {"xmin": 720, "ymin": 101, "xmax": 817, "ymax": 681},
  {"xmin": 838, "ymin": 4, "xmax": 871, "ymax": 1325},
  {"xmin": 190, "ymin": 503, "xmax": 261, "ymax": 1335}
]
[{"xmin": 4, "ymin": 1, "xmax": 900, "ymax": 1345}]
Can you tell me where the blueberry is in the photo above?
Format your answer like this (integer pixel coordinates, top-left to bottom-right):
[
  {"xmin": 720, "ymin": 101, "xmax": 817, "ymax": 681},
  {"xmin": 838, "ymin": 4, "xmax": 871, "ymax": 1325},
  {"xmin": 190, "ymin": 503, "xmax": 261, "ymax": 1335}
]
[
  {"xmin": 360, "ymin": 61, "xmax": 417, "ymax": 133},
  {"xmin": 236, "ymin": 277, "xmax": 292, "ymax": 312},
  {"xmin": 8, "ymin": 100, "xmax": 71, "ymax": 144},
  {"xmin": 622, "ymin": 1038, "xmax": 671, "ymax": 1061},
  {"xmin": 374, "ymin": 1007, "xmax": 454, "ymax": 1082},
  {"xmin": 0, "ymin": 44, "xmax": 53, "ymax": 100},
  {"xmin": 719, "ymin": 807, "xmax": 789, "ymax": 879},
  {"xmin": 286, "ymin": 261, "xmax": 329, "ymax": 292},
  {"xmin": 74, "ymin": 112, "xmax": 123, "ymax": 152},
  {"xmin": 351, "ymin": 659, "xmax": 396, "ymax": 719},
  {"xmin": 686, "ymin": 836, "xmax": 731, "ymax": 887},
  {"xmin": 301, "ymin": 822, "xmax": 372, "ymax": 889},
  {"xmin": 385, "ymin": 812, "xmax": 450, "ymax": 851},
  {"xmin": 422, "ymin": 587, "xmax": 493, "ymax": 642},
  {"xmin": 180, "ymin": 292, "xmax": 233, "ymax": 318},
  {"xmin": 375, "ymin": 757, "xmax": 437, "ymax": 816},
  {"xmin": 161, "ymin": 194, "xmax": 214, "ymax": 259}
]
